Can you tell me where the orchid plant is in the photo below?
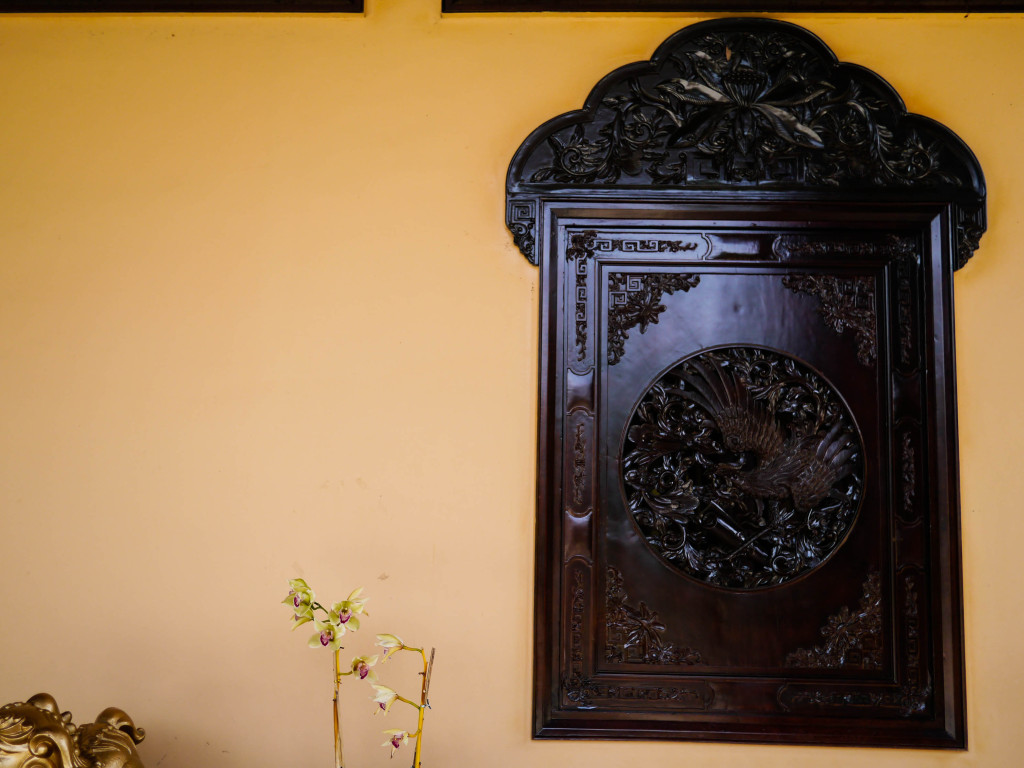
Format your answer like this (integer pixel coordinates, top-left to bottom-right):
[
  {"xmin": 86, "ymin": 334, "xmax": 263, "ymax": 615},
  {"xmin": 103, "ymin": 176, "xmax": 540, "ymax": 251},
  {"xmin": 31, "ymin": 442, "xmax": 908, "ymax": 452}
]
[{"xmin": 283, "ymin": 579, "xmax": 433, "ymax": 768}]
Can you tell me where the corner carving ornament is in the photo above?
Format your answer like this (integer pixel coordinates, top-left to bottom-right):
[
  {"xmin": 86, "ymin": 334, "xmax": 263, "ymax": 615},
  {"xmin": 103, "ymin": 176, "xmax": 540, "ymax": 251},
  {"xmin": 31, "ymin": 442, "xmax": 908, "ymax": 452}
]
[
  {"xmin": 782, "ymin": 274, "xmax": 877, "ymax": 366},
  {"xmin": 607, "ymin": 272, "xmax": 700, "ymax": 365},
  {"xmin": 605, "ymin": 567, "xmax": 702, "ymax": 665},
  {"xmin": 785, "ymin": 573, "xmax": 883, "ymax": 670}
]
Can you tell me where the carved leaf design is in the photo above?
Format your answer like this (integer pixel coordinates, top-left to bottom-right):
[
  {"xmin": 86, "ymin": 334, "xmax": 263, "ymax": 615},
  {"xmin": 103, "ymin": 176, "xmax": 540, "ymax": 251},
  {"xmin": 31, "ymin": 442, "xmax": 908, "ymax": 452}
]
[
  {"xmin": 605, "ymin": 567, "xmax": 701, "ymax": 665},
  {"xmin": 782, "ymin": 273, "xmax": 877, "ymax": 366},
  {"xmin": 523, "ymin": 28, "xmax": 967, "ymax": 192},
  {"xmin": 785, "ymin": 573, "xmax": 883, "ymax": 670},
  {"xmin": 606, "ymin": 272, "xmax": 700, "ymax": 365}
]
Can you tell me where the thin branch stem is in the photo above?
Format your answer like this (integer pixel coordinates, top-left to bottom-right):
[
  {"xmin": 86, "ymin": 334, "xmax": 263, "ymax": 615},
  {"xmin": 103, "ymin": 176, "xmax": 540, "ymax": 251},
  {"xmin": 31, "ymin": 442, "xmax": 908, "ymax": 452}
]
[{"xmin": 333, "ymin": 650, "xmax": 344, "ymax": 768}]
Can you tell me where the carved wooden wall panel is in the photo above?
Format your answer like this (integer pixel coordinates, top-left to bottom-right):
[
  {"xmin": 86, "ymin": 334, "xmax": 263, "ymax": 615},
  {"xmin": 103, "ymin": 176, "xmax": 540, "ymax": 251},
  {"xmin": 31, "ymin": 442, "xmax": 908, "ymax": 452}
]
[{"xmin": 508, "ymin": 19, "xmax": 983, "ymax": 748}]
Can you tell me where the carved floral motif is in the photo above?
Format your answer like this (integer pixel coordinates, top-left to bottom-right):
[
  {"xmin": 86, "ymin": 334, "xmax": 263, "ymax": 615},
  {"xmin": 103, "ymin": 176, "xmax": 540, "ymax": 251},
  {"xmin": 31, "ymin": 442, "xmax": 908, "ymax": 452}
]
[
  {"xmin": 786, "ymin": 573, "xmax": 883, "ymax": 670},
  {"xmin": 529, "ymin": 30, "xmax": 960, "ymax": 190},
  {"xmin": 622, "ymin": 346, "xmax": 863, "ymax": 589},
  {"xmin": 606, "ymin": 272, "xmax": 700, "ymax": 365},
  {"xmin": 778, "ymin": 570, "xmax": 931, "ymax": 717},
  {"xmin": 605, "ymin": 567, "xmax": 701, "ymax": 665},
  {"xmin": 782, "ymin": 273, "xmax": 877, "ymax": 366}
]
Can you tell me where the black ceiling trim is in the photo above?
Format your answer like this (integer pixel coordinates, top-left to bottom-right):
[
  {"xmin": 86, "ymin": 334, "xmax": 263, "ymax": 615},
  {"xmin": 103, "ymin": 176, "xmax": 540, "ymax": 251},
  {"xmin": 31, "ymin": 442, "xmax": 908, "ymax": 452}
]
[
  {"xmin": 447, "ymin": 0, "xmax": 1023, "ymax": 11},
  {"xmin": 0, "ymin": 0, "xmax": 362, "ymax": 11}
]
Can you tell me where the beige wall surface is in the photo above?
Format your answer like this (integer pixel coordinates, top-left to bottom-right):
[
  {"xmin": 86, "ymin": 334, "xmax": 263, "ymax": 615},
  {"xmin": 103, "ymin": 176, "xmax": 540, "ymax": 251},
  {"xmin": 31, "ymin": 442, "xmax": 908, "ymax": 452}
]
[{"xmin": 1, "ymin": 2, "xmax": 1022, "ymax": 766}]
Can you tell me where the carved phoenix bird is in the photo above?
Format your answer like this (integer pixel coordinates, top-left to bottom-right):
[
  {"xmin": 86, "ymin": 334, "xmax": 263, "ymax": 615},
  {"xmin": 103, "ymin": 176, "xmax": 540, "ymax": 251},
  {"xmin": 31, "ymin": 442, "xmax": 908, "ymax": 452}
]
[{"xmin": 674, "ymin": 361, "xmax": 858, "ymax": 514}]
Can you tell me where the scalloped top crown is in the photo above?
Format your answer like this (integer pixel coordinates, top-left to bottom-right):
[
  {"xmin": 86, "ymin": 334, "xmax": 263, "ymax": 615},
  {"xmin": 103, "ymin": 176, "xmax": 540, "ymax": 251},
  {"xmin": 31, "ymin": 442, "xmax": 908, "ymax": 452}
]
[{"xmin": 507, "ymin": 19, "xmax": 984, "ymax": 198}]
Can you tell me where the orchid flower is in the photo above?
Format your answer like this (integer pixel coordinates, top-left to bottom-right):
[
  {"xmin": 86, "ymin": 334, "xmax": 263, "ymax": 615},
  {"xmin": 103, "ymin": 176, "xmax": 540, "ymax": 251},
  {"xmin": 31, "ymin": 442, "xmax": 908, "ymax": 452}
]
[
  {"xmin": 371, "ymin": 685, "xmax": 399, "ymax": 714},
  {"xmin": 309, "ymin": 619, "xmax": 346, "ymax": 650},
  {"xmin": 350, "ymin": 655, "xmax": 379, "ymax": 681},
  {"xmin": 376, "ymin": 633, "xmax": 405, "ymax": 662},
  {"xmin": 283, "ymin": 579, "xmax": 316, "ymax": 628},
  {"xmin": 329, "ymin": 587, "xmax": 368, "ymax": 627},
  {"xmin": 381, "ymin": 729, "xmax": 409, "ymax": 758}
]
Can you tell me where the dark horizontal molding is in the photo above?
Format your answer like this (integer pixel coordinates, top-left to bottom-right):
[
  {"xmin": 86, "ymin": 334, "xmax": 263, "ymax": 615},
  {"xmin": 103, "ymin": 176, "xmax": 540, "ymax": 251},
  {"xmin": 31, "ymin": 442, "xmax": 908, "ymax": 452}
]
[
  {"xmin": 0, "ymin": 0, "xmax": 361, "ymax": 10},
  {"xmin": 446, "ymin": 0, "xmax": 1024, "ymax": 10}
]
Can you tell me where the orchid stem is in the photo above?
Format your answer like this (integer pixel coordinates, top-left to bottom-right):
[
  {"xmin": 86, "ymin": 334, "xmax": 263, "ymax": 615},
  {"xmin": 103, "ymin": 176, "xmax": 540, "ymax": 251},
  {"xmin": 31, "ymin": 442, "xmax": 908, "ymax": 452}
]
[
  {"xmin": 412, "ymin": 649, "xmax": 429, "ymax": 768},
  {"xmin": 333, "ymin": 649, "xmax": 344, "ymax": 768}
]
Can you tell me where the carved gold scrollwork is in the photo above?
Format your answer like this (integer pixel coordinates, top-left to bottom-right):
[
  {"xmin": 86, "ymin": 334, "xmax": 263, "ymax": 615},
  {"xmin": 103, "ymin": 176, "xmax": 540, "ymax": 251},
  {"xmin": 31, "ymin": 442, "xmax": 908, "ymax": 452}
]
[{"xmin": 0, "ymin": 694, "xmax": 146, "ymax": 768}]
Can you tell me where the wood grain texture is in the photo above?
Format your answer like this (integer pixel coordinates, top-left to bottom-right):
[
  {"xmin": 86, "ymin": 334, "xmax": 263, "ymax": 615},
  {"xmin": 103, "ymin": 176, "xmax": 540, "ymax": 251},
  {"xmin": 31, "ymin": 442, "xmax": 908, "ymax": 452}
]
[{"xmin": 509, "ymin": 18, "xmax": 978, "ymax": 748}]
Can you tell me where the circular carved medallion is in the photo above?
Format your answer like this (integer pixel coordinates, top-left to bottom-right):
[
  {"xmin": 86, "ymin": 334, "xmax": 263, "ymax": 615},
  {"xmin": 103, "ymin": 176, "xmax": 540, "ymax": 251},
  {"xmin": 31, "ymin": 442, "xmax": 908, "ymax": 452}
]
[{"xmin": 621, "ymin": 346, "xmax": 864, "ymax": 590}]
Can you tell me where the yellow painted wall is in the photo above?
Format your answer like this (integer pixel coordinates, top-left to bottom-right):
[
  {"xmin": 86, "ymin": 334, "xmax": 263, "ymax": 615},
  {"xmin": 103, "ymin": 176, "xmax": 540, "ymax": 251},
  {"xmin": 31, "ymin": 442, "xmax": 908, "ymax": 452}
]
[{"xmin": 1, "ymin": 2, "xmax": 1022, "ymax": 766}]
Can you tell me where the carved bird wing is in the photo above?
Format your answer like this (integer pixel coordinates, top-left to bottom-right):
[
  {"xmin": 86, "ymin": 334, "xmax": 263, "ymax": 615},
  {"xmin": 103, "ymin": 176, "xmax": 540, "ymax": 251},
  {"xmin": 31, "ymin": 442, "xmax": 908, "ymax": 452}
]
[
  {"xmin": 788, "ymin": 420, "xmax": 859, "ymax": 512},
  {"xmin": 736, "ymin": 420, "xmax": 858, "ymax": 511},
  {"xmin": 672, "ymin": 360, "xmax": 784, "ymax": 460}
]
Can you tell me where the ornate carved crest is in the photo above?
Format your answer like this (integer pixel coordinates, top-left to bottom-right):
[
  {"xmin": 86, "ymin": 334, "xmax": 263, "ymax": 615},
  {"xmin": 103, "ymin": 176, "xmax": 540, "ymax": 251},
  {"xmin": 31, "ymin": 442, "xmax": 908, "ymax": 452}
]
[{"xmin": 507, "ymin": 18, "xmax": 985, "ymax": 267}]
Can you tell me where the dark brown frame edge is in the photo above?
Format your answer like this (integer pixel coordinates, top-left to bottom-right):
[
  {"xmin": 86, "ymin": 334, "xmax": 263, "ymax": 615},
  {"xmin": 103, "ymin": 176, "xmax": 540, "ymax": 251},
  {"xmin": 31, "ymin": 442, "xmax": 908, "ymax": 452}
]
[
  {"xmin": 507, "ymin": 16, "xmax": 983, "ymax": 749},
  {"xmin": 448, "ymin": 0, "xmax": 1024, "ymax": 11},
  {"xmin": 0, "ymin": 0, "xmax": 361, "ymax": 11}
]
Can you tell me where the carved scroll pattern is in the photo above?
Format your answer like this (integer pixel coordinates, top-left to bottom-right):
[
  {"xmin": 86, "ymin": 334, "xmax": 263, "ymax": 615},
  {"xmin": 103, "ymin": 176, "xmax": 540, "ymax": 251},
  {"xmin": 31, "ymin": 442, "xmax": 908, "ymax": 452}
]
[
  {"xmin": 566, "ymin": 231, "xmax": 596, "ymax": 364},
  {"xmin": 785, "ymin": 573, "xmax": 882, "ymax": 670},
  {"xmin": 623, "ymin": 346, "xmax": 863, "ymax": 589},
  {"xmin": 593, "ymin": 238, "xmax": 701, "ymax": 255},
  {"xmin": 900, "ymin": 569, "xmax": 930, "ymax": 716},
  {"xmin": 782, "ymin": 274, "xmax": 877, "ymax": 366},
  {"xmin": 605, "ymin": 567, "xmax": 702, "ymax": 665},
  {"xmin": 507, "ymin": 199, "xmax": 537, "ymax": 264},
  {"xmin": 564, "ymin": 568, "xmax": 591, "ymax": 706},
  {"xmin": 606, "ymin": 272, "xmax": 700, "ymax": 365}
]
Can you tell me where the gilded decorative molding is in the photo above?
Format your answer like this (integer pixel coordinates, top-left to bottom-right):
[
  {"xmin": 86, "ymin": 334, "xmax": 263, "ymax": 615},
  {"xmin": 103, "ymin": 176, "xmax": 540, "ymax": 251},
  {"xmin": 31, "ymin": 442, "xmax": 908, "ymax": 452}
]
[
  {"xmin": 782, "ymin": 273, "xmax": 877, "ymax": 366},
  {"xmin": 785, "ymin": 573, "xmax": 882, "ymax": 670},
  {"xmin": 0, "ymin": 693, "xmax": 146, "ymax": 768},
  {"xmin": 605, "ymin": 567, "xmax": 701, "ymax": 665},
  {"xmin": 606, "ymin": 272, "xmax": 700, "ymax": 365}
]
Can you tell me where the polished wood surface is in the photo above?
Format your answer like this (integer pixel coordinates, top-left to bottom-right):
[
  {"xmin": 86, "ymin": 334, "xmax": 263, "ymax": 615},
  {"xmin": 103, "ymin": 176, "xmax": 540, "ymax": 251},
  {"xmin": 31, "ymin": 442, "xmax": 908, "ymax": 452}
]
[{"xmin": 508, "ymin": 18, "xmax": 983, "ymax": 748}]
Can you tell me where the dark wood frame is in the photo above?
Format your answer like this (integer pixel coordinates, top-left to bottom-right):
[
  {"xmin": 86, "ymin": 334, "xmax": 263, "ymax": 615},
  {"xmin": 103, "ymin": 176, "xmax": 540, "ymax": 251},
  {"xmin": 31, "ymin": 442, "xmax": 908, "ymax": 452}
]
[
  {"xmin": 448, "ymin": 0, "xmax": 1023, "ymax": 10},
  {"xmin": 507, "ymin": 18, "xmax": 984, "ymax": 748},
  {"xmin": 0, "ymin": 0, "xmax": 361, "ymax": 11}
]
